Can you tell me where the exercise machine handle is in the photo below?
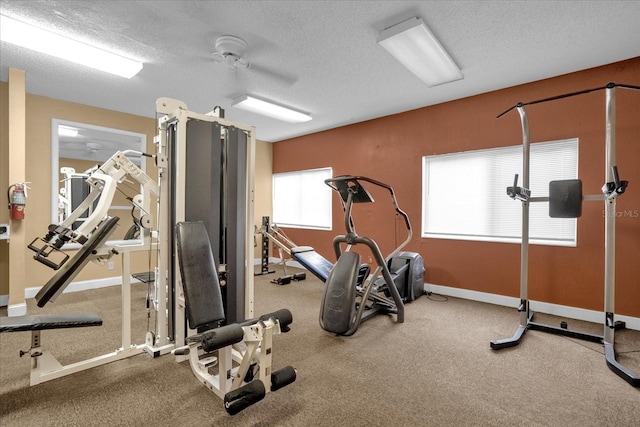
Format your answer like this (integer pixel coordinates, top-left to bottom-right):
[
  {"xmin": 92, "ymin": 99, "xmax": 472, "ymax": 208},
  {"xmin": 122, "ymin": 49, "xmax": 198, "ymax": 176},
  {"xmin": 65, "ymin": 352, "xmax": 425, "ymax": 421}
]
[
  {"xmin": 325, "ymin": 175, "xmax": 413, "ymax": 262},
  {"xmin": 602, "ymin": 166, "xmax": 628, "ymax": 200},
  {"xmin": 506, "ymin": 174, "xmax": 531, "ymax": 202},
  {"xmin": 324, "ymin": 175, "xmax": 412, "ymax": 233}
]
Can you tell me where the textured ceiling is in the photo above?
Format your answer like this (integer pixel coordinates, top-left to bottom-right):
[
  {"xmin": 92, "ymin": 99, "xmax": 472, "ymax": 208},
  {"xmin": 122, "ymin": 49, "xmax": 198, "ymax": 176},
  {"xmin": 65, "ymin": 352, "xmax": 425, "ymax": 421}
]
[{"xmin": 1, "ymin": 1, "xmax": 639, "ymax": 142}]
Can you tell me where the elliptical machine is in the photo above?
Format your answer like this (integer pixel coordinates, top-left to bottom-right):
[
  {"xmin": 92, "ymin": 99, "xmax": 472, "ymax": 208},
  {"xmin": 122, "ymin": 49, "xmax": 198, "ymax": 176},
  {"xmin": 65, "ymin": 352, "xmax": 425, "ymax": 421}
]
[{"xmin": 319, "ymin": 175, "xmax": 424, "ymax": 336}]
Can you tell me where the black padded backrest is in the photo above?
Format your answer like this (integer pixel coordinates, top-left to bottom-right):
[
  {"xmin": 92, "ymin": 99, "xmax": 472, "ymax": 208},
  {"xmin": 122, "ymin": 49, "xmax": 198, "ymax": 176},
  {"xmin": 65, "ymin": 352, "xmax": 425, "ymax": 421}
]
[
  {"xmin": 36, "ymin": 216, "xmax": 119, "ymax": 307},
  {"xmin": 176, "ymin": 222, "xmax": 225, "ymax": 330},
  {"xmin": 549, "ymin": 179, "xmax": 582, "ymax": 218}
]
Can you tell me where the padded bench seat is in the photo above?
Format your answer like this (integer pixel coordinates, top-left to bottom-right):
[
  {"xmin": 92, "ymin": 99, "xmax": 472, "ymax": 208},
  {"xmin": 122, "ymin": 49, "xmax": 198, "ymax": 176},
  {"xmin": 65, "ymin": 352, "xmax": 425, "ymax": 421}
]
[
  {"xmin": 0, "ymin": 313, "xmax": 103, "ymax": 333},
  {"xmin": 291, "ymin": 246, "xmax": 333, "ymax": 282}
]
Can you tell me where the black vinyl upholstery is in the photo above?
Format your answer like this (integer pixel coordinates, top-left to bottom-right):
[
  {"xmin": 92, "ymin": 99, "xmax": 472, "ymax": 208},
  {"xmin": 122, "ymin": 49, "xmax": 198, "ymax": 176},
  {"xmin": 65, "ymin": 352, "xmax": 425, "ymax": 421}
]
[
  {"xmin": 549, "ymin": 179, "xmax": 583, "ymax": 218},
  {"xmin": 291, "ymin": 246, "xmax": 333, "ymax": 282},
  {"xmin": 35, "ymin": 216, "xmax": 119, "ymax": 307},
  {"xmin": 175, "ymin": 221, "xmax": 226, "ymax": 330}
]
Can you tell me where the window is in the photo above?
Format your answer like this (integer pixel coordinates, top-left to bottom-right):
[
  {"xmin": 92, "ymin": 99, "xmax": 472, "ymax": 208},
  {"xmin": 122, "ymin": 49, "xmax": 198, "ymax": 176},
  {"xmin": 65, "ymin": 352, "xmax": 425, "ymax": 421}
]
[
  {"xmin": 422, "ymin": 139, "xmax": 578, "ymax": 246},
  {"xmin": 273, "ymin": 167, "xmax": 332, "ymax": 230}
]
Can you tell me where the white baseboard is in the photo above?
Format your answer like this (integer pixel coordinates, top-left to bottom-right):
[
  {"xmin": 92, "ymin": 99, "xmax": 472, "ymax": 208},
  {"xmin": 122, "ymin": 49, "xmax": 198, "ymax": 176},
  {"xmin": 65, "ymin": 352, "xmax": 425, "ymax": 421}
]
[
  {"xmin": 8, "ymin": 302, "xmax": 27, "ymax": 316},
  {"xmin": 253, "ymin": 257, "xmax": 282, "ymax": 266},
  {"xmin": 287, "ymin": 260, "xmax": 304, "ymax": 269},
  {"xmin": 425, "ymin": 283, "xmax": 640, "ymax": 331},
  {"xmin": 255, "ymin": 258, "xmax": 640, "ymax": 331},
  {"xmin": 255, "ymin": 258, "xmax": 304, "ymax": 269},
  {"xmin": 24, "ymin": 276, "xmax": 128, "ymax": 300},
  {"xmin": 4, "ymin": 271, "xmax": 637, "ymax": 332}
]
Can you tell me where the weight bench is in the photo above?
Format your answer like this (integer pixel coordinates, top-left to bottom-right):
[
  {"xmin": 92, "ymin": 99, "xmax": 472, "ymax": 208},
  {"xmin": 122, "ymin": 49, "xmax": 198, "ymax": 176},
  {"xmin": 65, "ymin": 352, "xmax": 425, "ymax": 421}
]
[
  {"xmin": 292, "ymin": 246, "xmax": 371, "ymax": 285},
  {"xmin": 2, "ymin": 218, "xmax": 115, "ymax": 385},
  {"xmin": 291, "ymin": 246, "xmax": 334, "ymax": 282},
  {"xmin": 0, "ymin": 313, "xmax": 103, "ymax": 385},
  {"xmin": 174, "ymin": 221, "xmax": 296, "ymax": 415}
]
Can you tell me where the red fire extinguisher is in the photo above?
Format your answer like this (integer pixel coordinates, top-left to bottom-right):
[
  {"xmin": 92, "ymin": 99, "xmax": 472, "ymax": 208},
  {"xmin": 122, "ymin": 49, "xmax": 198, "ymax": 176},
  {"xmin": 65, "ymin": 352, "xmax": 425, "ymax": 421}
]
[{"xmin": 8, "ymin": 183, "xmax": 26, "ymax": 220}]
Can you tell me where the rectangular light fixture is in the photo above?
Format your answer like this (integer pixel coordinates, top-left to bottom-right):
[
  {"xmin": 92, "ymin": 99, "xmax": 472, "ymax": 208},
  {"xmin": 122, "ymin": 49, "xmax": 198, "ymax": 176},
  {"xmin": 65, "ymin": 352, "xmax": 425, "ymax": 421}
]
[
  {"xmin": 58, "ymin": 125, "xmax": 78, "ymax": 138},
  {"xmin": 0, "ymin": 15, "xmax": 143, "ymax": 79},
  {"xmin": 377, "ymin": 17, "xmax": 463, "ymax": 87},
  {"xmin": 232, "ymin": 95, "xmax": 312, "ymax": 123}
]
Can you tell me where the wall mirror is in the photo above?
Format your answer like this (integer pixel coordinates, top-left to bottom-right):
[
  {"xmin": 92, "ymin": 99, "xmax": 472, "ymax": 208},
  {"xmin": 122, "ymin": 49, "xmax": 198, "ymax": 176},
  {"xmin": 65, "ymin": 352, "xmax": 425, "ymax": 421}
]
[{"xmin": 51, "ymin": 119, "xmax": 147, "ymax": 246}]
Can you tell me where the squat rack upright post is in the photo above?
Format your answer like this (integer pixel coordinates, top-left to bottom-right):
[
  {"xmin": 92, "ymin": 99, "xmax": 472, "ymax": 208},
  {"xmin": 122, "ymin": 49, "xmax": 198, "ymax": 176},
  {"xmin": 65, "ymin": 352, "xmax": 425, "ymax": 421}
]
[{"xmin": 490, "ymin": 83, "xmax": 640, "ymax": 387}]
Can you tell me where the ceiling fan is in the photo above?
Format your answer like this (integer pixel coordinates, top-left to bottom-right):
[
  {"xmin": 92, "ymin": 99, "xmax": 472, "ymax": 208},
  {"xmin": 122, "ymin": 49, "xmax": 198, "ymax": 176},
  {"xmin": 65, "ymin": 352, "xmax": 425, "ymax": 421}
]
[
  {"xmin": 211, "ymin": 35, "xmax": 297, "ymax": 86},
  {"xmin": 212, "ymin": 35, "xmax": 251, "ymax": 70}
]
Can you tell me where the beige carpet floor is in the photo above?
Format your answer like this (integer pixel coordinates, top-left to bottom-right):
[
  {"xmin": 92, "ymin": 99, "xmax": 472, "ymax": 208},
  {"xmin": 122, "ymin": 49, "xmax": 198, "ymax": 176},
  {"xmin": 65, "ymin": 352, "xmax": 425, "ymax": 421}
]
[{"xmin": 1, "ymin": 267, "xmax": 639, "ymax": 426}]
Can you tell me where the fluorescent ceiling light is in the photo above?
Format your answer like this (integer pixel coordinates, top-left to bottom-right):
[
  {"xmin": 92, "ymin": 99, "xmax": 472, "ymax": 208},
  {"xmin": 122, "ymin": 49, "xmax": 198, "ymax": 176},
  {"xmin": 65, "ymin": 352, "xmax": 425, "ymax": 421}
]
[
  {"xmin": 377, "ymin": 17, "xmax": 463, "ymax": 87},
  {"xmin": 58, "ymin": 126, "xmax": 78, "ymax": 137},
  {"xmin": 232, "ymin": 95, "xmax": 312, "ymax": 123},
  {"xmin": 0, "ymin": 15, "xmax": 143, "ymax": 79}
]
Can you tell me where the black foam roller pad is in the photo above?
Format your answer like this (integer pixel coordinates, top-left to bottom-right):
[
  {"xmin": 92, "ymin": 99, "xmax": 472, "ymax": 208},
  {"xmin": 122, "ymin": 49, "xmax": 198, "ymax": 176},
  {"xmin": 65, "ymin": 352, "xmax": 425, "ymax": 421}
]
[
  {"xmin": 271, "ymin": 366, "xmax": 297, "ymax": 392},
  {"xmin": 549, "ymin": 179, "xmax": 582, "ymax": 218},
  {"xmin": 199, "ymin": 323, "xmax": 245, "ymax": 352},
  {"xmin": 259, "ymin": 309, "xmax": 293, "ymax": 332},
  {"xmin": 224, "ymin": 380, "xmax": 266, "ymax": 415}
]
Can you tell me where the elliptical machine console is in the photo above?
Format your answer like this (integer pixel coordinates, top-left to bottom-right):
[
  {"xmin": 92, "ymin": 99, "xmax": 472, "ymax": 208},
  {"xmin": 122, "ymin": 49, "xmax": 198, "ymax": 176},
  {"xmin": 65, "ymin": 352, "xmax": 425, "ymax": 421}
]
[{"xmin": 320, "ymin": 175, "xmax": 425, "ymax": 336}]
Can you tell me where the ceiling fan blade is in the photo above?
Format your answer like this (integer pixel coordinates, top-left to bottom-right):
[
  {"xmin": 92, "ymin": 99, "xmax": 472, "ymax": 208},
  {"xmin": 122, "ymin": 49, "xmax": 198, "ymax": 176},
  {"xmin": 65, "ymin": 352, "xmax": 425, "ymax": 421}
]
[
  {"xmin": 248, "ymin": 63, "xmax": 298, "ymax": 87},
  {"xmin": 212, "ymin": 51, "xmax": 250, "ymax": 71}
]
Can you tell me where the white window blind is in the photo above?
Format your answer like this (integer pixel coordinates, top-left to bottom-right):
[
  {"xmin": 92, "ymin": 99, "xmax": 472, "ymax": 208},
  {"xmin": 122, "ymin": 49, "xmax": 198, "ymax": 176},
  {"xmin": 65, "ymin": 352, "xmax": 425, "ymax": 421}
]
[
  {"xmin": 422, "ymin": 139, "xmax": 578, "ymax": 246},
  {"xmin": 273, "ymin": 167, "xmax": 332, "ymax": 230}
]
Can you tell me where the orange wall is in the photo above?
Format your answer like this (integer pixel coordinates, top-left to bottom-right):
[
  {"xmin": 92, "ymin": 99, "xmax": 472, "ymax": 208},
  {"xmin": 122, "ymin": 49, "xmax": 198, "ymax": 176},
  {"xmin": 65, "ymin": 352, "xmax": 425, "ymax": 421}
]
[{"xmin": 273, "ymin": 58, "xmax": 640, "ymax": 317}]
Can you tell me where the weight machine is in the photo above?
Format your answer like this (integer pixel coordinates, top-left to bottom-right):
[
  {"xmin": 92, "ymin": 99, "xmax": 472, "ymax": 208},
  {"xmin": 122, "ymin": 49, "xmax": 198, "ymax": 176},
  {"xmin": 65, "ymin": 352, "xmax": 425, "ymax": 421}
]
[
  {"xmin": 2, "ymin": 99, "xmax": 296, "ymax": 413},
  {"xmin": 157, "ymin": 99, "xmax": 296, "ymax": 411},
  {"xmin": 490, "ymin": 82, "xmax": 640, "ymax": 387},
  {"xmin": 15, "ymin": 149, "xmax": 167, "ymax": 385},
  {"xmin": 174, "ymin": 221, "xmax": 296, "ymax": 414}
]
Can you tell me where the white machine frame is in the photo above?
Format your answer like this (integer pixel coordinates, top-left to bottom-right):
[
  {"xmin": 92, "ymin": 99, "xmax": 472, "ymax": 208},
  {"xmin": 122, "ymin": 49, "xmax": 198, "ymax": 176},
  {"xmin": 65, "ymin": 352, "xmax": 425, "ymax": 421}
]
[
  {"xmin": 154, "ymin": 97, "xmax": 256, "ymax": 351},
  {"xmin": 16, "ymin": 99, "xmax": 259, "ymax": 390},
  {"xmin": 4, "ymin": 99, "xmax": 294, "ymax": 413},
  {"xmin": 23, "ymin": 149, "xmax": 170, "ymax": 385},
  {"xmin": 175, "ymin": 318, "xmax": 281, "ymax": 399}
]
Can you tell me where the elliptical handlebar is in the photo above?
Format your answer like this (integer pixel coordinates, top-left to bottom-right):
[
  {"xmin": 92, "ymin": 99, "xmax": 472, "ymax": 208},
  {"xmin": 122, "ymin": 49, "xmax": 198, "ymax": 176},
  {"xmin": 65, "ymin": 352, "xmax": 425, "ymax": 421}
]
[{"xmin": 324, "ymin": 175, "xmax": 413, "ymax": 255}]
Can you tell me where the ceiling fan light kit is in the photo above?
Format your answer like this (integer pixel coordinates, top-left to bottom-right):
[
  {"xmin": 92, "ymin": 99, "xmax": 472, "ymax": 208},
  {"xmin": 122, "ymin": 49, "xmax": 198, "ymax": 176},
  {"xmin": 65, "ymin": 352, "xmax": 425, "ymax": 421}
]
[
  {"xmin": 232, "ymin": 95, "xmax": 312, "ymax": 124},
  {"xmin": 377, "ymin": 17, "xmax": 463, "ymax": 87},
  {"xmin": 0, "ymin": 14, "xmax": 143, "ymax": 79}
]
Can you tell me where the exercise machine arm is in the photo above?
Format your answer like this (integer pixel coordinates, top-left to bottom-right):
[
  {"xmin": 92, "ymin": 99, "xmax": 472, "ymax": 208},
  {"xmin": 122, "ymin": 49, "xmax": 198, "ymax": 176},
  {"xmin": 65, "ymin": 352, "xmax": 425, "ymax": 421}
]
[{"xmin": 28, "ymin": 150, "xmax": 160, "ymax": 270}]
